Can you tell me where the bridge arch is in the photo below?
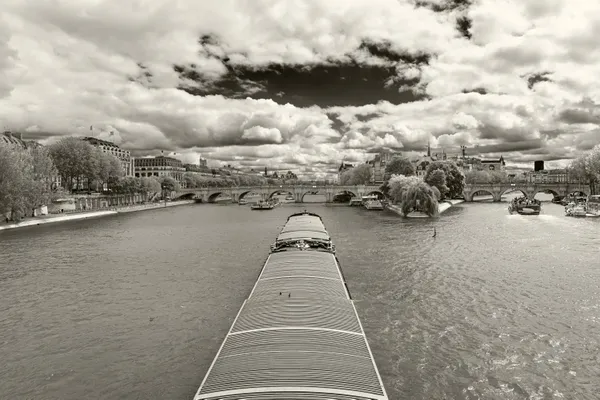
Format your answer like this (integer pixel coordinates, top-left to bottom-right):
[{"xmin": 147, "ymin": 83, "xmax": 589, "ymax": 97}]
[
  {"xmin": 499, "ymin": 187, "xmax": 528, "ymax": 200},
  {"xmin": 532, "ymin": 188, "xmax": 561, "ymax": 200},
  {"xmin": 299, "ymin": 189, "xmax": 325, "ymax": 202},
  {"xmin": 207, "ymin": 192, "xmax": 231, "ymax": 203},
  {"xmin": 239, "ymin": 190, "xmax": 260, "ymax": 201},
  {"xmin": 332, "ymin": 190, "xmax": 358, "ymax": 203},
  {"xmin": 177, "ymin": 192, "xmax": 196, "ymax": 200},
  {"xmin": 468, "ymin": 189, "xmax": 495, "ymax": 202},
  {"xmin": 267, "ymin": 189, "xmax": 294, "ymax": 200},
  {"xmin": 365, "ymin": 190, "xmax": 384, "ymax": 199}
]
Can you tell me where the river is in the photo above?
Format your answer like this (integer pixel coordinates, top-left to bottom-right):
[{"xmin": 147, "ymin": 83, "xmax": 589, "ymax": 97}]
[{"xmin": 1, "ymin": 195, "xmax": 599, "ymax": 400}]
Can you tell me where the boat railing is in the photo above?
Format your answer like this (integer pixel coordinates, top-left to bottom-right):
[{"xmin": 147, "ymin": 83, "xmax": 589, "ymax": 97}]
[{"xmin": 270, "ymin": 238, "xmax": 335, "ymax": 253}]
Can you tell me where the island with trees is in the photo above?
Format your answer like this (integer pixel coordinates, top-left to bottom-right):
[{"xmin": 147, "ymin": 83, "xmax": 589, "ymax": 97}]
[{"xmin": 337, "ymin": 155, "xmax": 467, "ymax": 217}]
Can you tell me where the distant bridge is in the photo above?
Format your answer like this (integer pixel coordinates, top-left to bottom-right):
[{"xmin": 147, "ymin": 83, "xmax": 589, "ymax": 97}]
[
  {"xmin": 463, "ymin": 182, "xmax": 590, "ymax": 202},
  {"xmin": 177, "ymin": 185, "xmax": 383, "ymax": 203}
]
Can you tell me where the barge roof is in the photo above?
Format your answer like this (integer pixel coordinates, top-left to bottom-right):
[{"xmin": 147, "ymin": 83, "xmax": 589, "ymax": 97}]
[{"xmin": 193, "ymin": 212, "xmax": 388, "ymax": 400}]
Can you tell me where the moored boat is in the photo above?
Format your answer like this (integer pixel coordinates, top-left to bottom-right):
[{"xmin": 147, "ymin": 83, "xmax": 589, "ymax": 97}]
[
  {"xmin": 508, "ymin": 196, "xmax": 541, "ymax": 215},
  {"xmin": 565, "ymin": 202, "xmax": 586, "ymax": 217},
  {"xmin": 250, "ymin": 200, "xmax": 274, "ymax": 210},
  {"xmin": 362, "ymin": 194, "xmax": 384, "ymax": 210}
]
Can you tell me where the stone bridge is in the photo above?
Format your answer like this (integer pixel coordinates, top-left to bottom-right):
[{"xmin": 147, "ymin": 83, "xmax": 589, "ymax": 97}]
[
  {"xmin": 177, "ymin": 185, "xmax": 384, "ymax": 203},
  {"xmin": 463, "ymin": 182, "xmax": 590, "ymax": 202}
]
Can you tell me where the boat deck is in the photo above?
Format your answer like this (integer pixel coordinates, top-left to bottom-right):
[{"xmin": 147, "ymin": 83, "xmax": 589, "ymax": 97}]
[{"xmin": 193, "ymin": 212, "xmax": 388, "ymax": 400}]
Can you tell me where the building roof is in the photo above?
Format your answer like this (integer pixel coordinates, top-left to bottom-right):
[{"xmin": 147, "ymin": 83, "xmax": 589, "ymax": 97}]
[
  {"xmin": 81, "ymin": 136, "xmax": 121, "ymax": 149},
  {"xmin": 1, "ymin": 131, "xmax": 38, "ymax": 149}
]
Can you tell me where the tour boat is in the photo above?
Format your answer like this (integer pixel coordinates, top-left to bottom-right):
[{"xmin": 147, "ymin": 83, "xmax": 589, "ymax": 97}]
[
  {"xmin": 508, "ymin": 196, "xmax": 541, "ymax": 215},
  {"xmin": 250, "ymin": 200, "xmax": 274, "ymax": 210},
  {"xmin": 565, "ymin": 202, "xmax": 586, "ymax": 217},
  {"xmin": 362, "ymin": 194, "xmax": 384, "ymax": 210},
  {"xmin": 238, "ymin": 198, "xmax": 248, "ymax": 205}
]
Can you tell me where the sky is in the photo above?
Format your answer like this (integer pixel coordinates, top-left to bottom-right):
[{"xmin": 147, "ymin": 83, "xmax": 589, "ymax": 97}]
[{"xmin": 1, "ymin": 0, "xmax": 600, "ymax": 178}]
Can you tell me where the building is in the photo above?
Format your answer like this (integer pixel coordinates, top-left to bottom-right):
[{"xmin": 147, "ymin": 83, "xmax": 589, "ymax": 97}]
[
  {"xmin": 82, "ymin": 137, "xmax": 135, "ymax": 177},
  {"xmin": 1, "ymin": 131, "xmax": 41, "ymax": 149},
  {"xmin": 184, "ymin": 163, "xmax": 210, "ymax": 174},
  {"xmin": 479, "ymin": 156, "xmax": 506, "ymax": 172},
  {"xmin": 367, "ymin": 151, "xmax": 403, "ymax": 183},
  {"xmin": 199, "ymin": 156, "xmax": 208, "ymax": 168},
  {"xmin": 134, "ymin": 156, "xmax": 185, "ymax": 182}
]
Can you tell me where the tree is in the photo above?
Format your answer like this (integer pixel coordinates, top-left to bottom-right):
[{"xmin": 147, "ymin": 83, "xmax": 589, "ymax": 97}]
[
  {"xmin": 384, "ymin": 156, "xmax": 415, "ymax": 179},
  {"xmin": 139, "ymin": 177, "xmax": 161, "ymax": 200},
  {"xmin": 0, "ymin": 144, "xmax": 32, "ymax": 219},
  {"xmin": 569, "ymin": 145, "xmax": 600, "ymax": 195},
  {"xmin": 349, "ymin": 164, "xmax": 372, "ymax": 184},
  {"xmin": 114, "ymin": 177, "xmax": 141, "ymax": 194},
  {"xmin": 49, "ymin": 137, "xmax": 97, "ymax": 191},
  {"xmin": 159, "ymin": 176, "xmax": 180, "ymax": 192},
  {"xmin": 424, "ymin": 161, "xmax": 465, "ymax": 199},
  {"xmin": 401, "ymin": 181, "xmax": 439, "ymax": 217},
  {"xmin": 424, "ymin": 169, "xmax": 448, "ymax": 199},
  {"xmin": 28, "ymin": 146, "xmax": 58, "ymax": 208},
  {"xmin": 387, "ymin": 174, "xmax": 421, "ymax": 204},
  {"xmin": 339, "ymin": 164, "xmax": 372, "ymax": 185},
  {"xmin": 95, "ymin": 151, "xmax": 123, "ymax": 191},
  {"xmin": 0, "ymin": 143, "xmax": 58, "ymax": 220},
  {"xmin": 464, "ymin": 170, "xmax": 491, "ymax": 184}
]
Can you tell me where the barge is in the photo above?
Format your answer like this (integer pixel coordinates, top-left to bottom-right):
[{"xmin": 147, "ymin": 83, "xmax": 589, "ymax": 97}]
[{"xmin": 193, "ymin": 211, "xmax": 388, "ymax": 400}]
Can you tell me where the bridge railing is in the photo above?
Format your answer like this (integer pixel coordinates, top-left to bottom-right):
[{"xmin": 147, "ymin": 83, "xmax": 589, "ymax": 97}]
[{"xmin": 180, "ymin": 183, "xmax": 381, "ymax": 190}]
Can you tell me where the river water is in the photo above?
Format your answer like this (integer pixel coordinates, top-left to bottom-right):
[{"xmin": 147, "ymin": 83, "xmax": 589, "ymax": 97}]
[{"xmin": 1, "ymin": 195, "xmax": 599, "ymax": 400}]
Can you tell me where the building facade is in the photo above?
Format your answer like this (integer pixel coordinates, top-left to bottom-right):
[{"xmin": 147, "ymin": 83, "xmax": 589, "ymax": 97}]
[
  {"xmin": 134, "ymin": 156, "xmax": 185, "ymax": 182},
  {"xmin": 82, "ymin": 137, "xmax": 134, "ymax": 177},
  {"xmin": 479, "ymin": 156, "xmax": 506, "ymax": 172}
]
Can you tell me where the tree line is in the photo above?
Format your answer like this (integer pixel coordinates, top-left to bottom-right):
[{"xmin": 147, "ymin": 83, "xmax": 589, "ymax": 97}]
[
  {"xmin": 1, "ymin": 138, "xmax": 176, "ymax": 220},
  {"xmin": 568, "ymin": 144, "xmax": 600, "ymax": 195}
]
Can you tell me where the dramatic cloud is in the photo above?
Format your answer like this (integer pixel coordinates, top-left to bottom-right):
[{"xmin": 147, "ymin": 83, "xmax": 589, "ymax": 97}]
[{"xmin": 1, "ymin": 0, "xmax": 599, "ymax": 176}]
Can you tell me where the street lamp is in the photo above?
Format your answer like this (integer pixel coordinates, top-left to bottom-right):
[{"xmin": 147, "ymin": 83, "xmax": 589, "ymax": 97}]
[{"xmin": 161, "ymin": 183, "xmax": 167, "ymax": 206}]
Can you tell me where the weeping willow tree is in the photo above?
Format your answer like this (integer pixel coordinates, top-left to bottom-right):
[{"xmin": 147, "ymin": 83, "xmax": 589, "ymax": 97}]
[{"xmin": 400, "ymin": 181, "xmax": 439, "ymax": 217}]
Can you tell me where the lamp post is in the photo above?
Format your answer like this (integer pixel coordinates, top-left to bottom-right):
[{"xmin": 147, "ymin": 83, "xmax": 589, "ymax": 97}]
[{"xmin": 161, "ymin": 183, "xmax": 167, "ymax": 207}]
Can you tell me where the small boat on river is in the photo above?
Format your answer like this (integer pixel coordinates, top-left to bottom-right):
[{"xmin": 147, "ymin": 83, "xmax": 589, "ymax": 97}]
[
  {"xmin": 362, "ymin": 195, "xmax": 384, "ymax": 210},
  {"xmin": 250, "ymin": 200, "xmax": 274, "ymax": 210},
  {"xmin": 565, "ymin": 202, "xmax": 586, "ymax": 217},
  {"xmin": 508, "ymin": 196, "xmax": 541, "ymax": 215}
]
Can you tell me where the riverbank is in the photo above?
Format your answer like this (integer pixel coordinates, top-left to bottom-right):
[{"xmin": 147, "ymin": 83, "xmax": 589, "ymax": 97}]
[
  {"xmin": 386, "ymin": 199, "xmax": 464, "ymax": 218},
  {"xmin": 0, "ymin": 200, "xmax": 196, "ymax": 232}
]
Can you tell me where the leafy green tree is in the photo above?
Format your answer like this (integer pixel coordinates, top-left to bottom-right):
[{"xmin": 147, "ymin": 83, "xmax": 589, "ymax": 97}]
[
  {"xmin": 95, "ymin": 151, "xmax": 123, "ymax": 191},
  {"xmin": 0, "ymin": 143, "xmax": 58, "ymax": 220},
  {"xmin": 339, "ymin": 164, "xmax": 372, "ymax": 185},
  {"xmin": 384, "ymin": 156, "xmax": 415, "ymax": 179},
  {"xmin": 49, "ymin": 137, "xmax": 97, "ymax": 191},
  {"xmin": 424, "ymin": 161, "xmax": 465, "ymax": 199},
  {"xmin": 139, "ymin": 177, "xmax": 161, "ymax": 200},
  {"xmin": 401, "ymin": 181, "xmax": 439, "ymax": 217},
  {"xmin": 464, "ymin": 170, "xmax": 491, "ymax": 183},
  {"xmin": 387, "ymin": 174, "xmax": 421, "ymax": 204},
  {"xmin": 424, "ymin": 169, "xmax": 448, "ymax": 199},
  {"xmin": 29, "ymin": 145, "xmax": 58, "ymax": 208},
  {"xmin": 159, "ymin": 176, "xmax": 180, "ymax": 192},
  {"xmin": 569, "ymin": 145, "xmax": 600, "ymax": 194}
]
